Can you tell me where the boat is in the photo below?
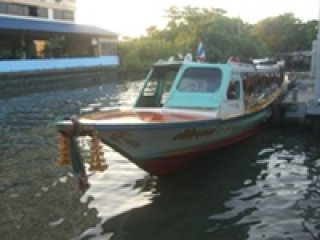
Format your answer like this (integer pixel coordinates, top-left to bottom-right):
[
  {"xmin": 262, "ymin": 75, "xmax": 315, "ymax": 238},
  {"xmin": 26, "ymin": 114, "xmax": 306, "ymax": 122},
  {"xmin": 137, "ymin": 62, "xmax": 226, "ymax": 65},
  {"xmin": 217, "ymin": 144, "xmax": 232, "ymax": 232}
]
[{"xmin": 56, "ymin": 59, "xmax": 286, "ymax": 183}]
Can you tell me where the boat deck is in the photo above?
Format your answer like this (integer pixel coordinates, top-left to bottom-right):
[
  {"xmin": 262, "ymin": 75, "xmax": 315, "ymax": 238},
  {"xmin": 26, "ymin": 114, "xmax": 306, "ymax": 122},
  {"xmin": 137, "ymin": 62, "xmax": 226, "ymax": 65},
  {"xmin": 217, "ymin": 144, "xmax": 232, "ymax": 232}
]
[{"xmin": 82, "ymin": 108, "xmax": 217, "ymax": 124}]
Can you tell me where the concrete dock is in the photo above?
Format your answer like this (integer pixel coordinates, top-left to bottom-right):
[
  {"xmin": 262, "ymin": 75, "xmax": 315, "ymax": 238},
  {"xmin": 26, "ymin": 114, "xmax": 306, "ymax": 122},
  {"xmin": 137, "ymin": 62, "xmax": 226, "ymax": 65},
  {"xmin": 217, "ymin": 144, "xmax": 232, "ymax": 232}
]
[{"xmin": 274, "ymin": 72, "xmax": 320, "ymax": 131}]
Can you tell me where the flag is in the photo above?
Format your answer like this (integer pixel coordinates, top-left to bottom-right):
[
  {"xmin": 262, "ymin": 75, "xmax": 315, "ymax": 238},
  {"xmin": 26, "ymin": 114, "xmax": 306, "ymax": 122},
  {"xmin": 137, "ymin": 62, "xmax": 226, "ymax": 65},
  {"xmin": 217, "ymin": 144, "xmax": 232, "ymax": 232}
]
[{"xmin": 196, "ymin": 40, "xmax": 206, "ymax": 62}]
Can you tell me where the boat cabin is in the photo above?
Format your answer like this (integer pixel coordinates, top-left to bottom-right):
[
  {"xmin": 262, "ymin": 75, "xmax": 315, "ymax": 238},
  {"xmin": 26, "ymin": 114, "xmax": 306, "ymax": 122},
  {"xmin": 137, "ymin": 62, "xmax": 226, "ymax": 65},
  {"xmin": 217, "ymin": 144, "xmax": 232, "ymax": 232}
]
[{"xmin": 135, "ymin": 61, "xmax": 283, "ymax": 118}]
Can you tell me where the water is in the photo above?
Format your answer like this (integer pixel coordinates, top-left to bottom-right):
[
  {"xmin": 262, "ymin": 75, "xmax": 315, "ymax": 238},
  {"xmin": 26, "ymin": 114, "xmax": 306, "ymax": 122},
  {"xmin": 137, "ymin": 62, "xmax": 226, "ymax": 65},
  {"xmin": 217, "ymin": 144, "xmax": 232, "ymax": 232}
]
[{"xmin": 1, "ymin": 79, "xmax": 320, "ymax": 240}]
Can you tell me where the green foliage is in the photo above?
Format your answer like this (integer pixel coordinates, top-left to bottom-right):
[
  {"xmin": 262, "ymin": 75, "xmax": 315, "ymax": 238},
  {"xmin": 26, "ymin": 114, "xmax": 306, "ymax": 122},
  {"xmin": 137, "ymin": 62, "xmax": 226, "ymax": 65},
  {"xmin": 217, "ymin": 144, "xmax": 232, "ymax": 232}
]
[
  {"xmin": 119, "ymin": 7, "xmax": 317, "ymax": 71},
  {"xmin": 0, "ymin": 49, "xmax": 12, "ymax": 59},
  {"xmin": 298, "ymin": 20, "xmax": 318, "ymax": 50},
  {"xmin": 251, "ymin": 13, "xmax": 317, "ymax": 53},
  {"xmin": 119, "ymin": 38, "xmax": 175, "ymax": 70}
]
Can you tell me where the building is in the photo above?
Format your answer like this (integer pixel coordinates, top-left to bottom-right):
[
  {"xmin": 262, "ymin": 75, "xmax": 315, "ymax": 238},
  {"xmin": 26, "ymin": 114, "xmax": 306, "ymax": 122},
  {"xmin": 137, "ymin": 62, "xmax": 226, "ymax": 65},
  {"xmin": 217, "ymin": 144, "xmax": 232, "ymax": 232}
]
[
  {"xmin": 0, "ymin": 0, "xmax": 76, "ymax": 22},
  {"xmin": 0, "ymin": 0, "xmax": 118, "ymax": 64},
  {"xmin": 276, "ymin": 51, "xmax": 312, "ymax": 71}
]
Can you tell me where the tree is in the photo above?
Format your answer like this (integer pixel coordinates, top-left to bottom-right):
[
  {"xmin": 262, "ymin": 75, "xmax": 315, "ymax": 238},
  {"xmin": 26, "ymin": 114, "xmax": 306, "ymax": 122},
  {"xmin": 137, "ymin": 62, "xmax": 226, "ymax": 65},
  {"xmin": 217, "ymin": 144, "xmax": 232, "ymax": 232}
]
[
  {"xmin": 251, "ymin": 13, "xmax": 315, "ymax": 53},
  {"xmin": 299, "ymin": 20, "xmax": 318, "ymax": 50},
  {"xmin": 118, "ymin": 38, "xmax": 175, "ymax": 70},
  {"xmin": 118, "ymin": 7, "xmax": 316, "ymax": 71}
]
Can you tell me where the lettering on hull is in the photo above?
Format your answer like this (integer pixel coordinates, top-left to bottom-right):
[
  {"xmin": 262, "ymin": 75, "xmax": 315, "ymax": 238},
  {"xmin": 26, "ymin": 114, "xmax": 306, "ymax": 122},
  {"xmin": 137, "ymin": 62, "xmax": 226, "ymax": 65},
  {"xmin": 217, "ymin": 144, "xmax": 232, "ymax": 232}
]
[
  {"xmin": 172, "ymin": 128, "xmax": 215, "ymax": 141},
  {"xmin": 110, "ymin": 131, "xmax": 140, "ymax": 148}
]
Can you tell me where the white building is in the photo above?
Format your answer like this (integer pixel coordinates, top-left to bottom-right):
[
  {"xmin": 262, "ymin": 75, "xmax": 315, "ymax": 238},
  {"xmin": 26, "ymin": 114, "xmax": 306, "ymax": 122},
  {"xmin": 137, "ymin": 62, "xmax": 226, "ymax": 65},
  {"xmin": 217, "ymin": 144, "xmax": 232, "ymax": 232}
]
[
  {"xmin": 0, "ymin": 0, "xmax": 118, "ymax": 73},
  {"xmin": 0, "ymin": 0, "xmax": 118, "ymax": 61},
  {"xmin": 0, "ymin": 0, "xmax": 76, "ymax": 21}
]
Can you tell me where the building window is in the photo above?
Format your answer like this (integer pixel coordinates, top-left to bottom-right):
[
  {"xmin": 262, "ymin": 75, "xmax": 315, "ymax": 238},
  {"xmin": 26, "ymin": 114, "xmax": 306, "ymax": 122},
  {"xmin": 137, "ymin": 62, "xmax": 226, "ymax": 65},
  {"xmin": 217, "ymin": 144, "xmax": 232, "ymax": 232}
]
[
  {"xmin": 53, "ymin": 9, "xmax": 63, "ymax": 19},
  {"xmin": 38, "ymin": 7, "xmax": 49, "ymax": 18},
  {"xmin": 7, "ymin": 4, "xmax": 28, "ymax": 16},
  {"xmin": 28, "ymin": 6, "xmax": 48, "ymax": 18},
  {"xmin": 63, "ymin": 10, "xmax": 74, "ymax": 20},
  {"xmin": 0, "ymin": 3, "xmax": 48, "ymax": 19},
  {"xmin": 53, "ymin": 9, "xmax": 74, "ymax": 21},
  {"xmin": 28, "ymin": 6, "xmax": 37, "ymax": 17},
  {"xmin": 100, "ymin": 41, "xmax": 117, "ymax": 56},
  {"xmin": 0, "ymin": 3, "xmax": 7, "ymax": 14}
]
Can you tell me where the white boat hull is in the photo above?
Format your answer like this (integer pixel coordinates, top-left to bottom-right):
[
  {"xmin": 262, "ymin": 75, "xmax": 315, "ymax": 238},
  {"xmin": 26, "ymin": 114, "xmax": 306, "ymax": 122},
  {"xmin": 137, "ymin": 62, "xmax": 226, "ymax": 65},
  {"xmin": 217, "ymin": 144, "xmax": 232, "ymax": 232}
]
[{"xmin": 57, "ymin": 107, "xmax": 271, "ymax": 174}]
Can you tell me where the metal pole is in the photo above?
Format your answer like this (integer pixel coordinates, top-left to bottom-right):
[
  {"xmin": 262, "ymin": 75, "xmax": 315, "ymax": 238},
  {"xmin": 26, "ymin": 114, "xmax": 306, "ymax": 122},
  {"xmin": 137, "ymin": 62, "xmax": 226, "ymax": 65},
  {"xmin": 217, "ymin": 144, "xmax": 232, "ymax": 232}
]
[
  {"xmin": 311, "ymin": 40, "xmax": 316, "ymax": 78},
  {"xmin": 316, "ymin": 0, "xmax": 320, "ymax": 102}
]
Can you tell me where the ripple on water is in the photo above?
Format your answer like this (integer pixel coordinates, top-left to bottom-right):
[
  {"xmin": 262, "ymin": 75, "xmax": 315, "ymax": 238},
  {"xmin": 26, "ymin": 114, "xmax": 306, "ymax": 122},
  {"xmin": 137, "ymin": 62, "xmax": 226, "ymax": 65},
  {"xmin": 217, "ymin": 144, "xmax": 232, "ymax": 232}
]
[
  {"xmin": 2, "ymin": 79, "xmax": 320, "ymax": 240},
  {"xmin": 208, "ymin": 142, "xmax": 320, "ymax": 240},
  {"xmin": 74, "ymin": 145, "xmax": 156, "ymax": 239}
]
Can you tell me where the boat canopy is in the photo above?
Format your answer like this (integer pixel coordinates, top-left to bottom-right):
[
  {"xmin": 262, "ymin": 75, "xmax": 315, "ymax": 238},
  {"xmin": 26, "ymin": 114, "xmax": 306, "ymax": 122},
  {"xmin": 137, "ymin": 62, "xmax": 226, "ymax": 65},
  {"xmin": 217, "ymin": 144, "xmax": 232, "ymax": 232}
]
[{"xmin": 135, "ymin": 62, "xmax": 231, "ymax": 110}]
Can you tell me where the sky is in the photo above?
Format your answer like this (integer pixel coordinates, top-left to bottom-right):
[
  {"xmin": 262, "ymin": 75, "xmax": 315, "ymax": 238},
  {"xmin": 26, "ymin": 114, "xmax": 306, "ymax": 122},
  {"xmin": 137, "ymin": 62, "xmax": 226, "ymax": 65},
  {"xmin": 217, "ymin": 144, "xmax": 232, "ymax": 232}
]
[{"xmin": 76, "ymin": 0, "xmax": 319, "ymax": 37}]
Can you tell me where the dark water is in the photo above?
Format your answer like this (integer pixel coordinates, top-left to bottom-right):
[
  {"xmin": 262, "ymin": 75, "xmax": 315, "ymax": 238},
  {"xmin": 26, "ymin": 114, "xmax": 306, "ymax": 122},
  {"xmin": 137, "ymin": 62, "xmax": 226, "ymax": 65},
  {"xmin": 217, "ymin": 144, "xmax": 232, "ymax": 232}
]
[{"xmin": 1, "ymin": 79, "xmax": 320, "ymax": 240}]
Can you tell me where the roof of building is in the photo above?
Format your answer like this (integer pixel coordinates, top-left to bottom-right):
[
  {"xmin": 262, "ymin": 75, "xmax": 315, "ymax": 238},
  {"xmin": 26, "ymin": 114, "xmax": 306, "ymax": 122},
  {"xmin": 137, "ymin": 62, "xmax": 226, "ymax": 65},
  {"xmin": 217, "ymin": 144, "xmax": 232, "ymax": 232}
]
[{"xmin": 0, "ymin": 15, "xmax": 117, "ymax": 37}]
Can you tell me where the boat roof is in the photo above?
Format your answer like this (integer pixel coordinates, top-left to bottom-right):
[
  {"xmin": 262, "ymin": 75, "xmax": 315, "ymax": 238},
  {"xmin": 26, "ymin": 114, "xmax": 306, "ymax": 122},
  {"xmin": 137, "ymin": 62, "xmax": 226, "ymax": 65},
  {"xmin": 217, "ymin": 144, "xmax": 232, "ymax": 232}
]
[
  {"xmin": 153, "ymin": 60, "xmax": 279, "ymax": 74},
  {"xmin": 153, "ymin": 60, "xmax": 224, "ymax": 68}
]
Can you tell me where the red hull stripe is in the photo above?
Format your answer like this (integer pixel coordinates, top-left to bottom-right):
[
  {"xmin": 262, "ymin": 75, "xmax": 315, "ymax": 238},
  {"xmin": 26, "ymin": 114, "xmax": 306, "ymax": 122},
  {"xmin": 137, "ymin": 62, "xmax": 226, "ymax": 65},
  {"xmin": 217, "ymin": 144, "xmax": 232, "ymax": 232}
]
[{"xmin": 135, "ymin": 124, "xmax": 263, "ymax": 175}]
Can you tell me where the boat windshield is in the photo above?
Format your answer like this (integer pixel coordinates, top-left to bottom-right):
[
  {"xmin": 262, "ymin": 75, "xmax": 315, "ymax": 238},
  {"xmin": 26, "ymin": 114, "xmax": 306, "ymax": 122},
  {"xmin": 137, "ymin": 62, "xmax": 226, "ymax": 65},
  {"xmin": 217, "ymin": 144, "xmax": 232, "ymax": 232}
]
[
  {"xmin": 178, "ymin": 67, "xmax": 222, "ymax": 93},
  {"xmin": 135, "ymin": 65, "xmax": 180, "ymax": 107}
]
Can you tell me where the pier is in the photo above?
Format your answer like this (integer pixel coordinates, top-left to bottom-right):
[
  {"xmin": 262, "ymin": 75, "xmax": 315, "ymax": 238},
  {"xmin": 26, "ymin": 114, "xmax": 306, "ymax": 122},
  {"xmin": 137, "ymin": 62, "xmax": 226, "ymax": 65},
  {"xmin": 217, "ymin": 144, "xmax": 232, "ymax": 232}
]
[
  {"xmin": 273, "ymin": 72, "xmax": 320, "ymax": 131},
  {"xmin": 273, "ymin": 15, "xmax": 320, "ymax": 131}
]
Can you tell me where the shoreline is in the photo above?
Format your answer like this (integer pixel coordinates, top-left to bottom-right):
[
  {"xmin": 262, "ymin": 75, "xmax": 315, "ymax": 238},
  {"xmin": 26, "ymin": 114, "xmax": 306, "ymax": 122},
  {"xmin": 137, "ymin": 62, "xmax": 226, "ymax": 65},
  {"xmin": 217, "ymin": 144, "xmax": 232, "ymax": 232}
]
[{"xmin": 0, "ymin": 66, "xmax": 118, "ymax": 98}]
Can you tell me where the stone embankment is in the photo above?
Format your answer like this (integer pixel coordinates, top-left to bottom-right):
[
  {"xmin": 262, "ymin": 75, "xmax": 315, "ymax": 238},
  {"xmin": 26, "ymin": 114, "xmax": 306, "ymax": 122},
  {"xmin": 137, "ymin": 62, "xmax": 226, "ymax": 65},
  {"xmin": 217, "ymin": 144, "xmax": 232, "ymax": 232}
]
[{"xmin": 0, "ymin": 67, "xmax": 117, "ymax": 98}]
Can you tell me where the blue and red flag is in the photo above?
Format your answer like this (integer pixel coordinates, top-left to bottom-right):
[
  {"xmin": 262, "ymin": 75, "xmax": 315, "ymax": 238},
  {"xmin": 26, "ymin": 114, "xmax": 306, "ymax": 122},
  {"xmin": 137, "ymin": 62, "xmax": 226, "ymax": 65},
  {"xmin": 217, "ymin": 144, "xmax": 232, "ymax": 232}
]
[{"xmin": 196, "ymin": 39, "xmax": 206, "ymax": 62}]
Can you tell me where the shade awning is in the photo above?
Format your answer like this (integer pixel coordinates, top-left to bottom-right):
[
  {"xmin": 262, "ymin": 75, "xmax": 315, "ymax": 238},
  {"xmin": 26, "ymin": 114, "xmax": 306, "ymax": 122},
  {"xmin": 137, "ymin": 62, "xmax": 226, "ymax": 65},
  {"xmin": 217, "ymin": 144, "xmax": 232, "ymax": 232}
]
[{"xmin": 0, "ymin": 15, "xmax": 117, "ymax": 37}]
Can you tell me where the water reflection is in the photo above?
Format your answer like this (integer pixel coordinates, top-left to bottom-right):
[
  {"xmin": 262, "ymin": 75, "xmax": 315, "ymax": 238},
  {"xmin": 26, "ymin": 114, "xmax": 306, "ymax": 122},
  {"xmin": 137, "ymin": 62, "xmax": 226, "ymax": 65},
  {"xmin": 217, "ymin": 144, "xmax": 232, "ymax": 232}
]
[
  {"xmin": 80, "ymin": 128, "xmax": 320, "ymax": 240},
  {"xmin": 208, "ymin": 131, "xmax": 320, "ymax": 240},
  {"xmin": 75, "ymin": 151, "xmax": 155, "ymax": 239},
  {"xmin": 1, "ymin": 78, "xmax": 320, "ymax": 240},
  {"xmin": 0, "ymin": 79, "xmax": 119, "ymax": 240}
]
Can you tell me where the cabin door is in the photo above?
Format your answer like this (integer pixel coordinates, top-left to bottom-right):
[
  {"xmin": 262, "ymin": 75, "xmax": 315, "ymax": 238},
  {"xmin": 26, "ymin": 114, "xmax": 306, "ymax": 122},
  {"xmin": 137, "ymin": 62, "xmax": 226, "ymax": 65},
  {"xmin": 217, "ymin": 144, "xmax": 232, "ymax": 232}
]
[
  {"xmin": 219, "ymin": 80, "xmax": 245, "ymax": 118},
  {"xmin": 135, "ymin": 67, "xmax": 178, "ymax": 107}
]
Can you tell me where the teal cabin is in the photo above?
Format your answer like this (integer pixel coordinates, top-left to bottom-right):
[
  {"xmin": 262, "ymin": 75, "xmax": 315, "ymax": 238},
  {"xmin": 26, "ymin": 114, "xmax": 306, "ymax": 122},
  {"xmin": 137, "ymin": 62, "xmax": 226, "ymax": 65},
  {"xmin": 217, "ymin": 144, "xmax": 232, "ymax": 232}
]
[{"xmin": 135, "ymin": 61, "xmax": 232, "ymax": 111}]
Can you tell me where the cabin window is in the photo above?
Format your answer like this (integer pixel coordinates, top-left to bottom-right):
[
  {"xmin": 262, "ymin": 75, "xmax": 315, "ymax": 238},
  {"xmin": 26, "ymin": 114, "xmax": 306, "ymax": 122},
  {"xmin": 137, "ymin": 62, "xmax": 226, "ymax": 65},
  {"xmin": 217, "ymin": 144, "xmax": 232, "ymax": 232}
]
[
  {"xmin": 227, "ymin": 81, "xmax": 240, "ymax": 100},
  {"xmin": 178, "ymin": 68, "xmax": 222, "ymax": 93},
  {"xmin": 242, "ymin": 71, "xmax": 281, "ymax": 110},
  {"xmin": 142, "ymin": 79, "xmax": 158, "ymax": 97},
  {"xmin": 136, "ymin": 65, "xmax": 179, "ymax": 107},
  {"xmin": 142, "ymin": 69, "xmax": 176, "ymax": 99}
]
